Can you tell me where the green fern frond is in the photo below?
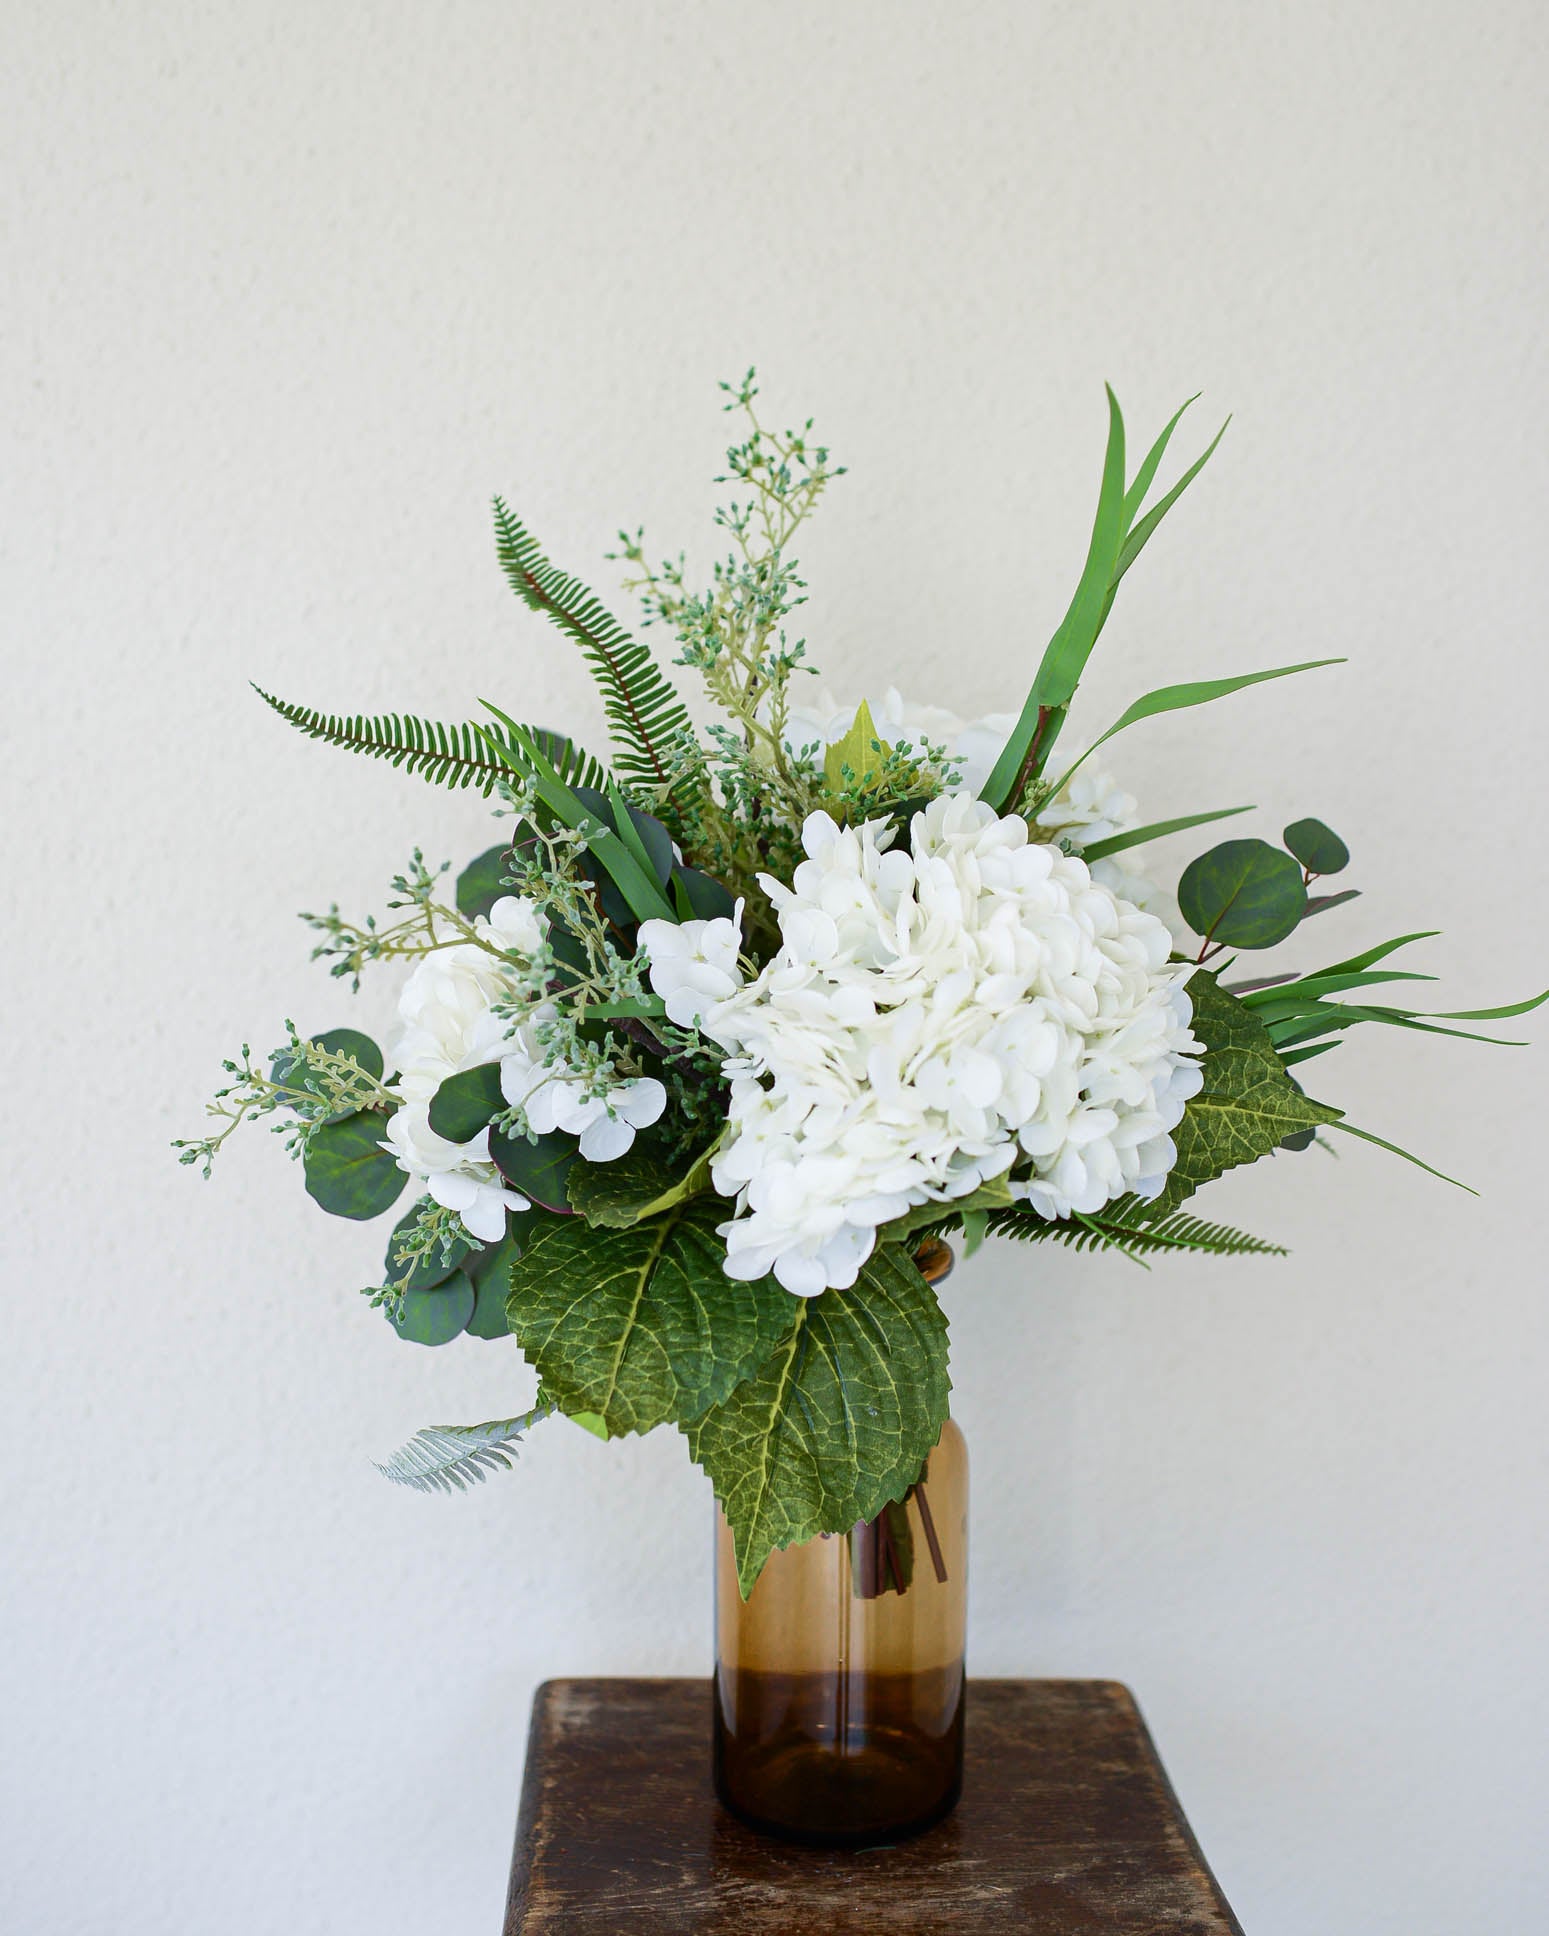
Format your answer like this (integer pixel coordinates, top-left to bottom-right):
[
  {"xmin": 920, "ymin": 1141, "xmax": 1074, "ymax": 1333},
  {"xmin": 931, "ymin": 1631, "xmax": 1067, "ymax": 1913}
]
[
  {"xmin": 254, "ymin": 687, "xmax": 609, "ymax": 796},
  {"xmin": 985, "ymin": 1206, "xmax": 1286, "ymax": 1261},
  {"xmin": 491, "ymin": 498, "xmax": 697, "ymax": 803},
  {"xmin": 374, "ymin": 1408, "xmax": 551, "ymax": 1494}
]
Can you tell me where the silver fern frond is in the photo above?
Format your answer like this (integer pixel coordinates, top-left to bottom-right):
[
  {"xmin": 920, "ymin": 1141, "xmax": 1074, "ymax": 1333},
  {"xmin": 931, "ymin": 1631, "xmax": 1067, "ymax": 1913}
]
[{"xmin": 374, "ymin": 1408, "xmax": 552, "ymax": 1494}]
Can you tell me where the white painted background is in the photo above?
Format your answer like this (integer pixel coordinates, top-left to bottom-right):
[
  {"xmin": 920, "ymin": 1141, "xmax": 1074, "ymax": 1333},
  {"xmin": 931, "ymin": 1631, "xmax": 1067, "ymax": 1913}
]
[{"xmin": 5, "ymin": 4, "xmax": 1546, "ymax": 1931}]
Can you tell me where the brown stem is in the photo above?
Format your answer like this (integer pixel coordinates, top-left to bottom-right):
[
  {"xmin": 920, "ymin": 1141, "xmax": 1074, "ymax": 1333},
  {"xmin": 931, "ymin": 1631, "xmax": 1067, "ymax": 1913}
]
[{"xmin": 912, "ymin": 1481, "xmax": 949, "ymax": 1586}]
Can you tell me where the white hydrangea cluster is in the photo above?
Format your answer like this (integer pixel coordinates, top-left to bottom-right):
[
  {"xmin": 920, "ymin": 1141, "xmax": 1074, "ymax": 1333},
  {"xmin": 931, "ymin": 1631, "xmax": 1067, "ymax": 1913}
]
[
  {"xmin": 383, "ymin": 894, "xmax": 664, "ymax": 1239},
  {"xmin": 783, "ymin": 684, "xmax": 1180, "ymax": 933},
  {"xmin": 646, "ymin": 797, "xmax": 1202, "ymax": 1297}
]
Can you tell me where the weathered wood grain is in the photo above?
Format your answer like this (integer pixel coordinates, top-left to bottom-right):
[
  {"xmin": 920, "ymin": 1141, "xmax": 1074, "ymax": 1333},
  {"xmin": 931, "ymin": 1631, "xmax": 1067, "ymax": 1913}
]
[{"xmin": 504, "ymin": 1677, "xmax": 1244, "ymax": 1933}]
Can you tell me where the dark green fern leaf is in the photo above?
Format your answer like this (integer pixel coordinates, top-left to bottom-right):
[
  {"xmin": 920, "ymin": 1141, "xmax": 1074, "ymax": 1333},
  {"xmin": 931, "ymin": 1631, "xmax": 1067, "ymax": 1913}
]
[
  {"xmin": 374, "ymin": 1408, "xmax": 551, "ymax": 1494},
  {"xmin": 491, "ymin": 498, "xmax": 697, "ymax": 804},
  {"xmin": 255, "ymin": 686, "xmax": 609, "ymax": 796},
  {"xmin": 984, "ymin": 1205, "xmax": 1286, "ymax": 1262}
]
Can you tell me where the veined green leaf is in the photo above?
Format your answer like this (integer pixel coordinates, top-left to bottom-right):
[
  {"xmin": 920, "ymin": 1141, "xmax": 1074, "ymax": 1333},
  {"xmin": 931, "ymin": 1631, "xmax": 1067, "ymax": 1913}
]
[
  {"xmin": 685, "ymin": 1244, "xmax": 952, "ymax": 1598},
  {"xmin": 1078, "ymin": 805, "xmax": 1253, "ymax": 863},
  {"xmin": 1149, "ymin": 972, "xmax": 1341, "ymax": 1216},
  {"xmin": 506, "ymin": 1196, "xmax": 794, "ymax": 1437},
  {"xmin": 823, "ymin": 697, "xmax": 892, "ymax": 798},
  {"xmin": 1179, "ymin": 838, "xmax": 1307, "ymax": 948},
  {"xmin": 567, "ymin": 1133, "xmax": 720, "ymax": 1229},
  {"xmin": 982, "ymin": 387, "xmax": 1127, "ymax": 809}
]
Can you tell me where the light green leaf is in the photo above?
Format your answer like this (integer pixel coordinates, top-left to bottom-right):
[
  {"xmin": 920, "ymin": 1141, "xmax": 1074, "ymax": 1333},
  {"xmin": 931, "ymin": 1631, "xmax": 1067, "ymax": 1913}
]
[
  {"xmin": 1078, "ymin": 805, "xmax": 1253, "ymax": 863},
  {"xmin": 1149, "ymin": 972, "xmax": 1341, "ymax": 1216},
  {"xmin": 823, "ymin": 697, "xmax": 892, "ymax": 797},
  {"xmin": 685, "ymin": 1243, "xmax": 952, "ymax": 1598},
  {"xmin": 506, "ymin": 1196, "xmax": 794, "ymax": 1436},
  {"xmin": 1109, "ymin": 414, "xmax": 1230, "ymax": 592}
]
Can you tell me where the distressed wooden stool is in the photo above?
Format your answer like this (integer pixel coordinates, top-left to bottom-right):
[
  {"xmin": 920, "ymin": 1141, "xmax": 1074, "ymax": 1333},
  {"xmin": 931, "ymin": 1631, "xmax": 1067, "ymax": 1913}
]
[{"xmin": 504, "ymin": 1677, "xmax": 1244, "ymax": 1933}]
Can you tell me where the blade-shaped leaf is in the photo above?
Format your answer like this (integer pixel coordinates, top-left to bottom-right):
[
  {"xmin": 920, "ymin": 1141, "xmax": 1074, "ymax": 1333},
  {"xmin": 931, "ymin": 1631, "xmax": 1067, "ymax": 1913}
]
[
  {"xmin": 982, "ymin": 388, "xmax": 1127, "ymax": 808},
  {"xmin": 684, "ymin": 1243, "xmax": 952, "ymax": 1598},
  {"xmin": 1079, "ymin": 804, "xmax": 1253, "ymax": 863},
  {"xmin": 1331, "ymin": 1121, "xmax": 1477, "ymax": 1193},
  {"xmin": 1075, "ymin": 659, "xmax": 1341, "ymax": 765},
  {"xmin": 506, "ymin": 1196, "xmax": 795, "ymax": 1436}
]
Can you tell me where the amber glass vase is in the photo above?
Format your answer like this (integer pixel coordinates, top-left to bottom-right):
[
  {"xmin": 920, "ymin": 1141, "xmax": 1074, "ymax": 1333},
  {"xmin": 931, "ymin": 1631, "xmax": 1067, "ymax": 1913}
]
[{"xmin": 712, "ymin": 1241, "xmax": 966, "ymax": 1844}]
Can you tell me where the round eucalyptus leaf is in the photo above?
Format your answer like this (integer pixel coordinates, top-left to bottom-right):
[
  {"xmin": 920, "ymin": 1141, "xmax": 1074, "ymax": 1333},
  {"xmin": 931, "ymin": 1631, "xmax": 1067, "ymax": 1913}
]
[
  {"xmin": 1178, "ymin": 838, "xmax": 1307, "ymax": 949},
  {"xmin": 1282, "ymin": 818, "xmax": 1350, "ymax": 876},
  {"xmin": 303, "ymin": 1111, "xmax": 407, "ymax": 1220},
  {"xmin": 490, "ymin": 1128, "xmax": 578, "ymax": 1214},
  {"xmin": 389, "ymin": 1270, "xmax": 476, "ymax": 1346},
  {"xmin": 466, "ymin": 1236, "xmax": 520, "ymax": 1339},
  {"xmin": 271, "ymin": 1028, "xmax": 384, "ymax": 1122},
  {"xmin": 383, "ymin": 1200, "xmax": 476, "ymax": 1293},
  {"xmin": 456, "ymin": 844, "xmax": 512, "ymax": 920},
  {"xmin": 427, "ymin": 1062, "xmax": 506, "ymax": 1144}
]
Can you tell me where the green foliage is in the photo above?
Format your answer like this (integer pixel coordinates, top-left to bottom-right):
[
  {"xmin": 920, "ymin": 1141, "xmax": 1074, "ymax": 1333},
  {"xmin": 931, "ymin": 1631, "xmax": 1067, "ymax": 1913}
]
[
  {"xmin": 254, "ymin": 688, "xmax": 606, "ymax": 797},
  {"xmin": 1148, "ymin": 972, "xmax": 1341, "ymax": 1217},
  {"xmin": 1079, "ymin": 805, "xmax": 1253, "ymax": 863},
  {"xmin": 1283, "ymin": 818, "xmax": 1349, "ymax": 875},
  {"xmin": 176, "ymin": 1026, "xmax": 397, "ymax": 1175},
  {"xmin": 1070, "ymin": 660, "xmax": 1340, "ymax": 771},
  {"xmin": 488, "ymin": 1128, "xmax": 579, "ymax": 1214},
  {"xmin": 1179, "ymin": 838, "xmax": 1307, "ymax": 949},
  {"xmin": 507, "ymin": 1198, "xmax": 794, "ymax": 1437},
  {"xmin": 389, "ymin": 1270, "xmax": 476, "ymax": 1345},
  {"xmin": 375, "ymin": 1407, "xmax": 551, "ymax": 1493},
  {"xmin": 381, "ymin": 1198, "xmax": 476, "ymax": 1296},
  {"xmin": 986, "ymin": 1204, "xmax": 1286, "ymax": 1260},
  {"xmin": 982, "ymin": 390, "xmax": 1230, "ymax": 810},
  {"xmin": 492, "ymin": 498, "xmax": 699, "ymax": 809},
  {"xmin": 566, "ymin": 1130, "xmax": 719, "ymax": 1229},
  {"xmin": 271, "ymin": 1028, "xmax": 383, "ymax": 1124},
  {"xmin": 428, "ymin": 1063, "xmax": 505, "ymax": 1144},
  {"xmin": 685, "ymin": 1242, "xmax": 952, "ymax": 1599},
  {"xmin": 456, "ymin": 845, "xmax": 511, "ymax": 920},
  {"xmin": 303, "ymin": 1111, "xmax": 407, "ymax": 1220},
  {"xmin": 465, "ymin": 1234, "xmax": 519, "ymax": 1339}
]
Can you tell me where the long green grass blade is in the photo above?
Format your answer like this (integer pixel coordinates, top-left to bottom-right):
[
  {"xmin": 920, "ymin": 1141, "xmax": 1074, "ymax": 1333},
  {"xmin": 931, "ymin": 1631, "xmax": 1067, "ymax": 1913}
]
[
  {"xmin": 1075, "ymin": 659, "xmax": 1342, "ymax": 765},
  {"xmin": 982, "ymin": 388, "xmax": 1127, "ymax": 808},
  {"xmin": 1110, "ymin": 415, "xmax": 1230, "ymax": 591},
  {"xmin": 1332, "ymin": 1121, "xmax": 1476, "ymax": 1193},
  {"xmin": 1079, "ymin": 805, "xmax": 1254, "ymax": 862}
]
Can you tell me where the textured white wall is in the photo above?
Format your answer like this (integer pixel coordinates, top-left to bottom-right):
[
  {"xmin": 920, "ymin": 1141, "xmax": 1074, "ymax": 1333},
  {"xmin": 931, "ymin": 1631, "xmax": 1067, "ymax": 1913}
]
[{"xmin": 5, "ymin": 4, "xmax": 1546, "ymax": 1931}]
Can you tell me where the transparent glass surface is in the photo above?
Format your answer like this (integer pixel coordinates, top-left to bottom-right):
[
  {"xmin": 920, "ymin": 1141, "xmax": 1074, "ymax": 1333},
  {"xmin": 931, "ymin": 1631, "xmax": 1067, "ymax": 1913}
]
[{"xmin": 712, "ymin": 1242, "xmax": 967, "ymax": 1844}]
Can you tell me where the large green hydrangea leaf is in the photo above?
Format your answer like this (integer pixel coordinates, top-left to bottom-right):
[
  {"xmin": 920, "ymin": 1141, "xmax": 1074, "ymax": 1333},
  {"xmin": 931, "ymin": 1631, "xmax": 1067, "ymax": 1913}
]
[
  {"xmin": 685, "ymin": 1244, "xmax": 952, "ymax": 1598},
  {"xmin": 1150, "ymin": 971, "xmax": 1342, "ymax": 1217},
  {"xmin": 505, "ymin": 1196, "xmax": 793, "ymax": 1437}
]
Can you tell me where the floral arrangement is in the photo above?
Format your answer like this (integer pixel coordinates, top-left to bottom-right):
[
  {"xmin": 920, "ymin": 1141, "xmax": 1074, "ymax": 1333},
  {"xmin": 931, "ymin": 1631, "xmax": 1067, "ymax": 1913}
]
[{"xmin": 182, "ymin": 377, "xmax": 1543, "ymax": 1593}]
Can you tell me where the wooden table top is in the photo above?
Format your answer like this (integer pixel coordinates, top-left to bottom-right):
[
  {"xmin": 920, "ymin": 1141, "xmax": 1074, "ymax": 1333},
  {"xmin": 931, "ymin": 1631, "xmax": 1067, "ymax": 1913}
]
[{"xmin": 504, "ymin": 1677, "xmax": 1244, "ymax": 1933}]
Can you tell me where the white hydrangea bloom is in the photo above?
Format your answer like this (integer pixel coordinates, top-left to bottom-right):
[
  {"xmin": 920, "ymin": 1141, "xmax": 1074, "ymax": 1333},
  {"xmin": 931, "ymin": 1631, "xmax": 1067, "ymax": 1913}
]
[
  {"xmin": 383, "ymin": 890, "xmax": 656, "ymax": 1234},
  {"xmin": 637, "ymin": 900, "xmax": 746, "ymax": 1027},
  {"xmin": 782, "ymin": 687, "xmax": 1182, "ymax": 937},
  {"xmin": 498, "ymin": 1027, "xmax": 667, "ymax": 1164},
  {"xmin": 381, "ymin": 898, "xmax": 547, "ymax": 1240},
  {"xmin": 699, "ymin": 798, "xmax": 1202, "ymax": 1297}
]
